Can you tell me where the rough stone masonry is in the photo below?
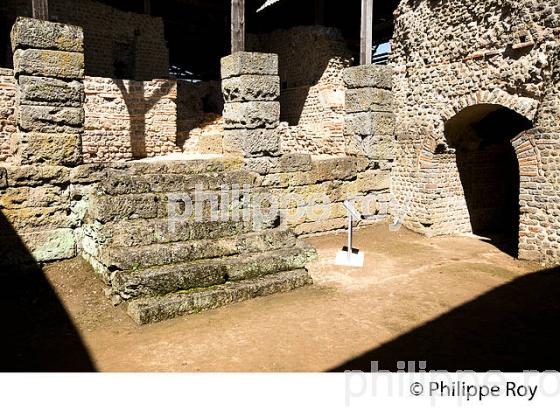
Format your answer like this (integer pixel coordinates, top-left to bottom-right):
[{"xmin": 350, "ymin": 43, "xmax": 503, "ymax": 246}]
[{"xmin": 391, "ymin": 0, "xmax": 560, "ymax": 265}]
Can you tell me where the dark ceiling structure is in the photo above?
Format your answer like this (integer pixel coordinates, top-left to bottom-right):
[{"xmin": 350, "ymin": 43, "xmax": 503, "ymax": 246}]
[
  {"xmin": 94, "ymin": 0, "xmax": 400, "ymax": 80},
  {"xmin": 1, "ymin": 0, "xmax": 400, "ymax": 80}
]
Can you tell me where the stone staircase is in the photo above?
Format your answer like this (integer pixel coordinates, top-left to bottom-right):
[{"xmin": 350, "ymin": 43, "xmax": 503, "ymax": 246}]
[{"xmin": 76, "ymin": 159, "xmax": 315, "ymax": 324}]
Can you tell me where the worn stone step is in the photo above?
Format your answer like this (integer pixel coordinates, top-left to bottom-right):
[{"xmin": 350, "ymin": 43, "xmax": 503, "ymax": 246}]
[
  {"xmin": 87, "ymin": 187, "xmax": 277, "ymax": 224},
  {"xmin": 111, "ymin": 246, "xmax": 316, "ymax": 301},
  {"xmin": 97, "ymin": 169, "xmax": 261, "ymax": 195},
  {"xmin": 96, "ymin": 219, "xmax": 259, "ymax": 247},
  {"xmin": 97, "ymin": 229, "xmax": 297, "ymax": 271},
  {"xmin": 127, "ymin": 269, "xmax": 313, "ymax": 325}
]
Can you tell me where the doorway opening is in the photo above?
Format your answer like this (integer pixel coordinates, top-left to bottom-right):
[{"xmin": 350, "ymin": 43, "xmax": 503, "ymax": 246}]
[{"xmin": 444, "ymin": 104, "xmax": 532, "ymax": 257}]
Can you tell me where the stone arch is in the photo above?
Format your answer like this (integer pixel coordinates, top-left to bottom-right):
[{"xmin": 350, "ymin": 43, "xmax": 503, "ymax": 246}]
[
  {"xmin": 511, "ymin": 130, "xmax": 542, "ymax": 178},
  {"xmin": 439, "ymin": 103, "xmax": 536, "ymax": 256},
  {"xmin": 441, "ymin": 90, "xmax": 540, "ymax": 124}
]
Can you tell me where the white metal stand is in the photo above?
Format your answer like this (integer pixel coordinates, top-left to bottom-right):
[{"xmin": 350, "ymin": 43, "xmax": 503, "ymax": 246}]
[{"xmin": 335, "ymin": 201, "xmax": 365, "ymax": 267}]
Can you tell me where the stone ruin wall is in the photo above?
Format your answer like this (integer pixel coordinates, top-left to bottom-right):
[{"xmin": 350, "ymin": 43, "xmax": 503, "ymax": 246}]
[
  {"xmin": 221, "ymin": 52, "xmax": 394, "ymax": 236},
  {"xmin": 0, "ymin": 68, "xmax": 16, "ymax": 162},
  {"xmin": 391, "ymin": 0, "xmax": 560, "ymax": 264},
  {"xmin": 249, "ymin": 26, "xmax": 352, "ymax": 157},
  {"xmin": 2, "ymin": 0, "xmax": 169, "ymax": 80},
  {"xmin": 82, "ymin": 77, "xmax": 179, "ymax": 163}
]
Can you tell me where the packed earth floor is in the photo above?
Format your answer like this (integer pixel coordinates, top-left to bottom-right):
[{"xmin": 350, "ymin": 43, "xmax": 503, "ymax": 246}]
[{"xmin": 6, "ymin": 224, "xmax": 560, "ymax": 372}]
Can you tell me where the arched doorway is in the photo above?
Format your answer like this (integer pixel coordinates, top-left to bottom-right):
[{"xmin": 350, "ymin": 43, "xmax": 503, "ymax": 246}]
[{"xmin": 444, "ymin": 104, "xmax": 533, "ymax": 257}]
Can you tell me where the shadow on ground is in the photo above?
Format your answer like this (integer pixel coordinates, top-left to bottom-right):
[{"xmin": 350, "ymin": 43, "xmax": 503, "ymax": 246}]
[
  {"xmin": 0, "ymin": 212, "xmax": 95, "ymax": 371},
  {"xmin": 330, "ymin": 266, "xmax": 560, "ymax": 372}
]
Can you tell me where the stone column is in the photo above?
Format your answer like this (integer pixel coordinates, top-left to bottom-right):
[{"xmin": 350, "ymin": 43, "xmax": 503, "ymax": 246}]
[
  {"xmin": 0, "ymin": 17, "xmax": 85, "ymax": 266},
  {"xmin": 220, "ymin": 52, "xmax": 282, "ymax": 157},
  {"xmin": 343, "ymin": 64, "xmax": 394, "ymax": 170},
  {"xmin": 11, "ymin": 17, "xmax": 84, "ymax": 166}
]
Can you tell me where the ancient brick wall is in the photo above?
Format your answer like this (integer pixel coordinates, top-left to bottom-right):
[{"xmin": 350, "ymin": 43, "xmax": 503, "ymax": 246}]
[
  {"xmin": 82, "ymin": 76, "xmax": 179, "ymax": 163},
  {"xmin": 2, "ymin": 0, "xmax": 169, "ymax": 80},
  {"xmin": 0, "ymin": 68, "xmax": 16, "ymax": 162},
  {"xmin": 391, "ymin": 0, "xmax": 560, "ymax": 264},
  {"xmin": 249, "ymin": 27, "xmax": 352, "ymax": 156}
]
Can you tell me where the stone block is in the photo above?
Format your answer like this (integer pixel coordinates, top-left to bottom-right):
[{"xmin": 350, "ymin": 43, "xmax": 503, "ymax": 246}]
[
  {"xmin": 223, "ymin": 101, "xmax": 280, "ymax": 129},
  {"xmin": 18, "ymin": 105, "xmax": 84, "ymax": 133},
  {"xmin": 0, "ymin": 185, "xmax": 68, "ymax": 209},
  {"xmin": 311, "ymin": 157, "xmax": 357, "ymax": 183},
  {"xmin": 5, "ymin": 165, "xmax": 71, "ymax": 187},
  {"xmin": 11, "ymin": 17, "xmax": 84, "ymax": 53},
  {"xmin": 344, "ymin": 112, "xmax": 396, "ymax": 136},
  {"xmin": 88, "ymin": 194, "xmax": 160, "ymax": 223},
  {"xmin": 222, "ymin": 132, "xmax": 244, "ymax": 156},
  {"xmin": 13, "ymin": 49, "xmax": 84, "ymax": 79},
  {"xmin": 342, "ymin": 170, "xmax": 391, "ymax": 194},
  {"xmin": 19, "ymin": 76, "xmax": 84, "ymax": 107},
  {"xmin": 362, "ymin": 135, "xmax": 395, "ymax": 160},
  {"xmin": 345, "ymin": 88, "xmax": 393, "ymax": 113},
  {"xmin": 21, "ymin": 228, "xmax": 77, "ymax": 262},
  {"xmin": 224, "ymin": 128, "xmax": 281, "ymax": 157},
  {"xmin": 222, "ymin": 75, "xmax": 280, "ymax": 102},
  {"xmin": 2, "ymin": 206, "xmax": 76, "ymax": 231},
  {"xmin": 13, "ymin": 132, "xmax": 82, "ymax": 166},
  {"xmin": 221, "ymin": 52, "xmax": 279, "ymax": 79},
  {"xmin": 343, "ymin": 65, "xmax": 392, "ymax": 90},
  {"xmin": 280, "ymin": 154, "xmax": 313, "ymax": 172}
]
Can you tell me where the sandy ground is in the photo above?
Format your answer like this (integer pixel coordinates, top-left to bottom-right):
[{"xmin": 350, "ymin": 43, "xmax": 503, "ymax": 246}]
[{"xmin": 32, "ymin": 224, "xmax": 559, "ymax": 372}]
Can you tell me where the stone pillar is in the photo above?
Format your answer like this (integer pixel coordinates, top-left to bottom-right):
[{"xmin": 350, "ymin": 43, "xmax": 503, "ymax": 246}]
[
  {"xmin": 0, "ymin": 17, "xmax": 85, "ymax": 266},
  {"xmin": 11, "ymin": 17, "xmax": 84, "ymax": 166},
  {"xmin": 343, "ymin": 65, "xmax": 394, "ymax": 170},
  {"xmin": 220, "ymin": 52, "xmax": 282, "ymax": 157}
]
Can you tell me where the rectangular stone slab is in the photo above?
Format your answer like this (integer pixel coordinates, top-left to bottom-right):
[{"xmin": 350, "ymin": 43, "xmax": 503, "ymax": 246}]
[
  {"xmin": 222, "ymin": 75, "xmax": 280, "ymax": 102},
  {"xmin": 223, "ymin": 101, "xmax": 280, "ymax": 129},
  {"xmin": 11, "ymin": 17, "xmax": 84, "ymax": 53},
  {"xmin": 12, "ymin": 132, "xmax": 82, "ymax": 166},
  {"xmin": 19, "ymin": 76, "xmax": 84, "ymax": 107},
  {"xmin": 13, "ymin": 49, "xmax": 84, "ymax": 79},
  {"xmin": 344, "ymin": 111, "xmax": 396, "ymax": 136},
  {"xmin": 343, "ymin": 65, "xmax": 393, "ymax": 90},
  {"xmin": 127, "ymin": 269, "xmax": 313, "ymax": 325},
  {"xmin": 224, "ymin": 101, "xmax": 280, "ymax": 129},
  {"xmin": 345, "ymin": 88, "xmax": 393, "ymax": 113},
  {"xmin": 224, "ymin": 128, "xmax": 281, "ymax": 157},
  {"xmin": 18, "ymin": 105, "xmax": 84, "ymax": 133},
  {"xmin": 221, "ymin": 52, "xmax": 279, "ymax": 79}
]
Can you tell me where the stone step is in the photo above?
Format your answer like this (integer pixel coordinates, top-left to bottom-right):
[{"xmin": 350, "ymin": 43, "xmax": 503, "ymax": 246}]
[
  {"xmin": 111, "ymin": 246, "xmax": 316, "ymax": 301},
  {"xmin": 87, "ymin": 187, "xmax": 276, "ymax": 224},
  {"xmin": 97, "ymin": 229, "xmax": 297, "ymax": 271},
  {"xmin": 127, "ymin": 269, "xmax": 313, "ymax": 325},
  {"xmin": 97, "ymin": 169, "xmax": 261, "ymax": 196},
  {"xmin": 96, "ymin": 219, "xmax": 258, "ymax": 247}
]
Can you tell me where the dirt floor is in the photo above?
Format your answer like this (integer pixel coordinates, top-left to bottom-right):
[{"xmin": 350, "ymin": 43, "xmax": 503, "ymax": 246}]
[{"xmin": 7, "ymin": 224, "xmax": 560, "ymax": 372}]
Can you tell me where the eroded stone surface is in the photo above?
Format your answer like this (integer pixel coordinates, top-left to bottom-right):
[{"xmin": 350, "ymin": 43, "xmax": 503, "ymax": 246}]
[
  {"xmin": 221, "ymin": 52, "xmax": 279, "ymax": 79},
  {"xmin": 11, "ymin": 17, "xmax": 84, "ymax": 53},
  {"xmin": 222, "ymin": 75, "xmax": 280, "ymax": 102},
  {"xmin": 223, "ymin": 101, "xmax": 280, "ymax": 129}
]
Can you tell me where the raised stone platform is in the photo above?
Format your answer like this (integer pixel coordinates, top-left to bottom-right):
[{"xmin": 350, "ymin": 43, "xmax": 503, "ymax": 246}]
[{"xmin": 73, "ymin": 158, "xmax": 316, "ymax": 324}]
